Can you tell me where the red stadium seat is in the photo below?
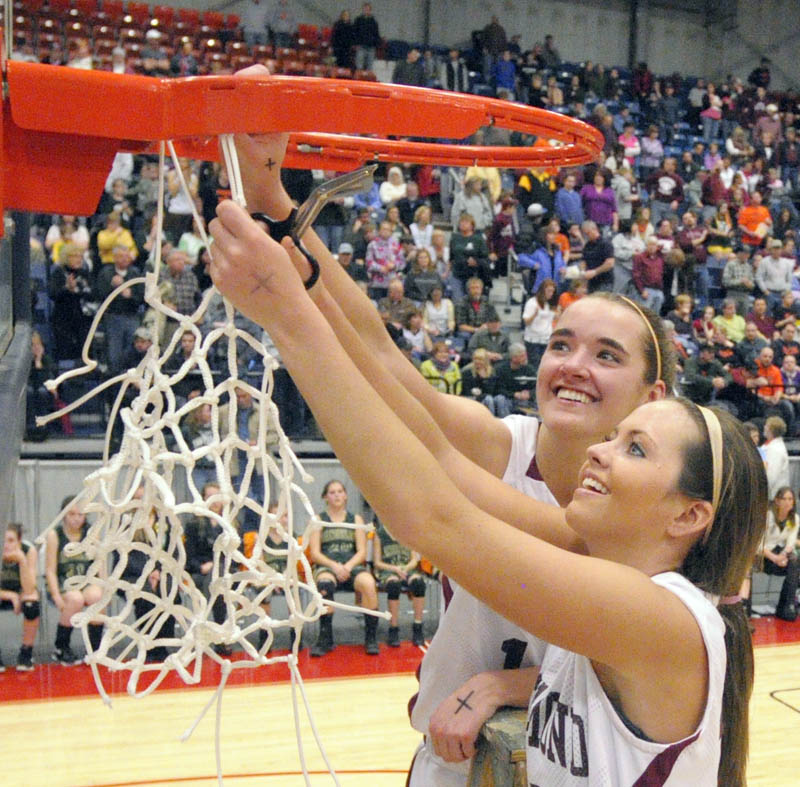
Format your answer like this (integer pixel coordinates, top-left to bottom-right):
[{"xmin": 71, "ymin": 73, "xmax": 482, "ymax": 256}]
[
  {"xmin": 102, "ymin": 0, "xmax": 125, "ymax": 21},
  {"xmin": 225, "ymin": 14, "xmax": 240, "ymax": 29},
  {"xmin": 152, "ymin": 4, "xmax": 174, "ymax": 25},
  {"xmin": 201, "ymin": 10, "xmax": 224, "ymax": 30},
  {"xmin": 45, "ymin": 0, "xmax": 70, "ymax": 18},
  {"xmin": 126, "ymin": 2, "xmax": 150, "ymax": 25},
  {"xmin": 177, "ymin": 7, "xmax": 200, "ymax": 26},
  {"xmin": 71, "ymin": 0, "xmax": 98, "ymax": 15}
]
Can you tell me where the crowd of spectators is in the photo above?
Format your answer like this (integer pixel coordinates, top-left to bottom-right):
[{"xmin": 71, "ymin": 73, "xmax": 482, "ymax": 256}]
[{"xmin": 20, "ymin": 4, "xmax": 800, "ymax": 452}]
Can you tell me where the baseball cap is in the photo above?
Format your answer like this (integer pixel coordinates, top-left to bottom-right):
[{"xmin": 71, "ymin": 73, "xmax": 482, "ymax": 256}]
[{"xmin": 338, "ymin": 242, "xmax": 354, "ymax": 254}]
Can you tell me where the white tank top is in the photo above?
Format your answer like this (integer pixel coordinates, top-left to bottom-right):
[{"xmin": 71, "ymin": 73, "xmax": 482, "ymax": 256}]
[
  {"xmin": 526, "ymin": 572, "xmax": 725, "ymax": 786},
  {"xmin": 409, "ymin": 415, "xmax": 558, "ymax": 776}
]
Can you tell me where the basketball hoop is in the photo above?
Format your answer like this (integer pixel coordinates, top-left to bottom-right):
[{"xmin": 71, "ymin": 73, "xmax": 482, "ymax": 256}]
[{"xmin": 1, "ymin": 62, "xmax": 603, "ymax": 222}]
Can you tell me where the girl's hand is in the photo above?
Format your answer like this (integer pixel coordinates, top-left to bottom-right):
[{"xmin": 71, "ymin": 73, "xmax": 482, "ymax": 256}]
[{"xmin": 209, "ymin": 201, "xmax": 308, "ymax": 326}]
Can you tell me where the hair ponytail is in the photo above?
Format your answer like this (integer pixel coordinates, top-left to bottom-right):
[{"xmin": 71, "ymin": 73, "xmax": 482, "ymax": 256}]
[{"xmin": 718, "ymin": 600, "xmax": 754, "ymax": 787}]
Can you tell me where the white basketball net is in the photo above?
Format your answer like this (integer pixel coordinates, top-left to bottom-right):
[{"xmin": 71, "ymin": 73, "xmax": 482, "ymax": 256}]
[{"xmin": 35, "ymin": 136, "xmax": 382, "ymax": 786}]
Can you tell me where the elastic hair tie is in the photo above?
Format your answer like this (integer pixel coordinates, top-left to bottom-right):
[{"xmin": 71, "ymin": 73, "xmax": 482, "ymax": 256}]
[
  {"xmin": 619, "ymin": 296, "xmax": 662, "ymax": 383},
  {"xmin": 697, "ymin": 405, "xmax": 724, "ymax": 545}
]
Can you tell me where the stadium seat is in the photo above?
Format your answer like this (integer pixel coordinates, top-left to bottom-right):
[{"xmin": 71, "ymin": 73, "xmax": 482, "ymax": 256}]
[{"xmin": 126, "ymin": 2, "xmax": 151, "ymax": 25}]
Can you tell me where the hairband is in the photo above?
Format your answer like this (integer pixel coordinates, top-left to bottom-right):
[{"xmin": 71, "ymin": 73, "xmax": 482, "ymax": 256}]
[
  {"xmin": 619, "ymin": 296, "xmax": 662, "ymax": 383},
  {"xmin": 697, "ymin": 405, "xmax": 724, "ymax": 544}
]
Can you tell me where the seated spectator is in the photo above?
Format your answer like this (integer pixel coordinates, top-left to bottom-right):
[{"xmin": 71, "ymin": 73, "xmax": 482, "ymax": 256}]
[
  {"xmin": 737, "ymin": 189, "xmax": 772, "ymax": 248},
  {"xmin": 372, "ymin": 517, "xmax": 426, "ymax": 646},
  {"xmin": 747, "ymin": 296, "xmax": 777, "ymax": 340},
  {"xmin": 95, "ymin": 245, "xmax": 144, "ymax": 376},
  {"xmin": 121, "ymin": 326, "xmax": 153, "ymax": 372},
  {"xmin": 712, "ymin": 298, "xmax": 746, "ymax": 345},
  {"xmin": 336, "ymin": 241, "xmax": 368, "ymax": 284},
  {"xmin": 384, "ymin": 205, "xmax": 410, "ymax": 241},
  {"xmin": 780, "ymin": 353, "xmax": 800, "ymax": 422},
  {"xmin": 178, "ymin": 216, "xmax": 207, "ymax": 265},
  {"xmin": 736, "ymin": 321, "xmax": 768, "ymax": 367},
  {"xmin": 467, "ymin": 308, "xmax": 508, "ymax": 363},
  {"xmin": 454, "ymin": 277, "xmax": 494, "ymax": 344},
  {"xmin": 97, "ymin": 210, "xmax": 137, "ymax": 265},
  {"xmin": 754, "ymin": 346, "xmax": 794, "ymax": 432},
  {"xmin": 378, "ymin": 278, "xmax": 417, "ymax": 331},
  {"xmin": 116, "ymin": 489, "xmax": 176, "ymax": 662},
  {"xmin": 97, "ymin": 178, "xmax": 134, "ymax": 227},
  {"xmin": 408, "ymin": 202, "xmax": 434, "ymax": 252},
  {"xmin": 48, "ymin": 243, "xmax": 94, "ymax": 362},
  {"xmin": 665, "ymin": 292, "xmax": 694, "ymax": 338},
  {"xmin": 681, "ymin": 344, "xmax": 732, "ymax": 407},
  {"xmin": 450, "ymin": 213, "xmax": 491, "ymax": 292},
  {"xmin": 160, "ymin": 249, "xmax": 200, "ymax": 316},
  {"xmin": 141, "ymin": 29, "xmax": 170, "ymax": 76},
  {"xmin": 404, "ymin": 248, "xmax": 444, "ymax": 304},
  {"xmin": 460, "ymin": 347, "xmax": 506, "ymax": 415},
  {"xmin": 721, "ymin": 247, "xmax": 755, "ymax": 315},
  {"xmin": 184, "ymin": 482, "xmax": 229, "ymax": 655},
  {"xmin": 1, "ymin": 523, "xmax": 40, "ymax": 671},
  {"xmin": 773, "ymin": 322, "xmax": 800, "ymax": 366},
  {"xmin": 773, "ymin": 290, "xmax": 800, "ymax": 333},
  {"xmin": 366, "ymin": 220, "xmax": 405, "ymax": 298},
  {"xmin": 420, "ymin": 284, "xmax": 454, "ymax": 343},
  {"xmin": 26, "ymin": 331, "xmax": 57, "ymax": 441},
  {"xmin": 557, "ymin": 277, "xmax": 589, "ymax": 315},
  {"xmin": 379, "ymin": 166, "xmax": 407, "ymax": 207},
  {"xmin": 522, "ymin": 278, "xmax": 557, "ymax": 372},
  {"xmin": 419, "ymin": 342, "xmax": 462, "ymax": 395},
  {"xmin": 760, "ymin": 486, "xmax": 799, "ymax": 621},
  {"xmin": 307, "ymin": 480, "xmax": 378, "ymax": 656},
  {"xmin": 45, "ymin": 496, "xmax": 104, "ymax": 665},
  {"xmin": 693, "ymin": 303, "xmax": 717, "ymax": 347},
  {"xmin": 182, "ymin": 403, "xmax": 217, "ymax": 492},
  {"xmin": 494, "ymin": 343, "xmax": 537, "ymax": 412},
  {"xmin": 726, "ymin": 126, "xmax": 754, "ymax": 163},
  {"xmin": 755, "ymin": 239, "xmax": 793, "ymax": 310},
  {"xmin": 170, "ymin": 40, "xmax": 198, "ymax": 77},
  {"xmin": 632, "ymin": 236, "xmax": 665, "ymax": 315},
  {"xmin": 45, "ymin": 215, "xmax": 89, "ymax": 260},
  {"xmin": 402, "ymin": 310, "xmax": 432, "ymax": 360}
]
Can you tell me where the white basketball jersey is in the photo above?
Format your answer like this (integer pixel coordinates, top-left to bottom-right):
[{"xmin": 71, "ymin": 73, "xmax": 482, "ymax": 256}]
[
  {"xmin": 409, "ymin": 415, "xmax": 558, "ymax": 782},
  {"xmin": 526, "ymin": 572, "xmax": 725, "ymax": 786}
]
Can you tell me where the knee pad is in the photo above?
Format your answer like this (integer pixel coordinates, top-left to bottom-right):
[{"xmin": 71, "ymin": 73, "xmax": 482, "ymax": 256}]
[
  {"xmin": 409, "ymin": 576, "xmax": 426, "ymax": 598},
  {"xmin": 22, "ymin": 600, "xmax": 41, "ymax": 620},
  {"xmin": 385, "ymin": 579, "xmax": 402, "ymax": 600},
  {"xmin": 317, "ymin": 579, "xmax": 336, "ymax": 600}
]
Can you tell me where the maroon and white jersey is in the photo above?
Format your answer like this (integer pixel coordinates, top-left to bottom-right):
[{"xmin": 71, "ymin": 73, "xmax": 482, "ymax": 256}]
[
  {"xmin": 409, "ymin": 415, "xmax": 557, "ymax": 784},
  {"xmin": 526, "ymin": 572, "xmax": 724, "ymax": 786}
]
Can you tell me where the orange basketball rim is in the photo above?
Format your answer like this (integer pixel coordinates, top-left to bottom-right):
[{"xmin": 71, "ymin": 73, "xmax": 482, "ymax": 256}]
[{"xmin": 1, "ymin": 61, "xmax": 603, "ymax": 222}]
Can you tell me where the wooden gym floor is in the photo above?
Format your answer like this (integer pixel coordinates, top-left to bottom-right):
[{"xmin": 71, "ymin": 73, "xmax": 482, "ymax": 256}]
[{"xmin": 1, "ymin": 617, "xmax": 799, "ymax": 785}]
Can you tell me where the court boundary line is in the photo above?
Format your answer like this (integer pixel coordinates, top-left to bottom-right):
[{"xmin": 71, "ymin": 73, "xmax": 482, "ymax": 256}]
[
  {"xmin": 769, "ymin": 688, "xmax": 800, "ymax": 715},
  {"xmin": 81, "ymin": 768, "xmax": 410, "ymax": 787}
]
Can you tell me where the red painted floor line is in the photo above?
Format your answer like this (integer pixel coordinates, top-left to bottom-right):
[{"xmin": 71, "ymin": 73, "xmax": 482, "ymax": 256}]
[
  {"xmin": 0, "ymin": 642, "xmax": 424, "ymax": 703},
  {"xmin": 85, "ymin": 769, "xmax": 409, "ymax": 787},
  {"xmin": 1, "ymin": 621, "xmax": 797, "ymax": 705}
]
